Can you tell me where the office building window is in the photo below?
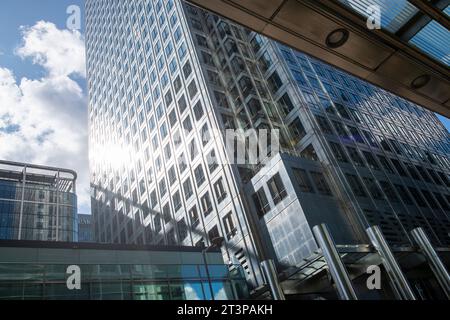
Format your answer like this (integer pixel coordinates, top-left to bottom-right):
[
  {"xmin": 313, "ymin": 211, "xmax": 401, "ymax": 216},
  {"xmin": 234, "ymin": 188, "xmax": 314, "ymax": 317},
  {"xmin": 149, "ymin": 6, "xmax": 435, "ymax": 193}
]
[
  {"xmin": 168, "ymin": 109, "xmax": 177, "ymax": 127},
  {"xmin": 348, "ymin": 126, "xmax": 364, "ymax": 144},
  {"xmin": 421, "ymin": 190, "xmax": 439, "ymax": 209},
  {"xmin": 278, "ymin": 93, "xmax": 294, "ymax": 116},
  {"xmin": 267, "ymin": 71, "xmax": 282, "ymax": 94},
  {"xmin": 223, "ymin": 212, "xmax": 237, "ymax": 240},
  {"xmin": 177, "ymin": 218, "xmax": 188, "ymax": 242},
  {"xmin": 408, "ymin": 187, "xmax": 427, "ymax": 207},
  {"xmin": 189, "ymin": 139, "xmax": 197, "ymax": 161},
  {"xmin": 394, "ymin": 184, "xmax": 413, "ymax": 205},
  {"xmin": 434, "ymin": 193, "xmax": 450, "ymax": 211},
  {"xmin": 292, "ymin": 168, "xmax": 314, "ymax": 193},
  {"xmin": 363, "ymin": 151, "xmax": 379, "ymax": 170},
  {"xmin": 173, "ymin": 190, "xmax": 182, "ymax": 212},
  {"xmin": 208, "ymin": 149, "xmax": 219, "ymax": 173},
  {"xmin": 346, "ymin": 174, "xmax": 366, "ymax": 197},
  {"xmin": 183, "ymin": 61, "xmax": 192, "ymax": 79},
  {"xmin": 163, "ymin": 203, "xmax": 171, "ymax": 224},
  {"xmin": 159, "ymin": 178, "xmax": 167, "ymax": 198},
  {"xmin": 267, "ymin": 173, "xmax": 287, "ymax": 205},
  {"xmin": 363, "ymin": 177, "xmax": 384, "ymax": 200},
  {"xmin": 164, "ymin": 144, "xmax": 172, "ymax": 161},
  {"xmin": 300, "ymin": 144, "xmax": 319, "ymax": 161},
  {"xmin": 378, "ymin": 156, "xmax": 394, "ymax": 174},
  {"xmin": 178, "ymin": 153, "xmax": 187, "ymax": 173},
  {"xmin": 168, "ymin": 166, "xmax": 177, "ymax": 186},
  {"xmin": 183, "ymin": 178, "xmax": 194, "ymax": 200},
  {"xmin": 174, "ymin": 75, "xmax": 182, "ymax": 93},
  {"xmin": 189, "ymin": 206, "xmax": 200, "ymax": 228},
  {"xmin": 316, "ymin": 115, "xmax": 333, "ymax": 134},
  {"xmin": 150, "ymin": 190, "xmax": 158, "ymax": 208},
  {"xmin": 167, "ymin": 228, "xmax": 177, "ymax": 245},
  {"xmin": 201, "ymin": 124, "xmax": 211, "ymax": 146},
  {"xmin": 416, "ymin": 166, "xmax": 432, "ymax": 183},
  {"xmin": 310, "ymin": 172, "xmax": 332, "ymax": 196},
  {"xmin": 347, "ymin": 147, "xmax": 365, "ymax": 167},
  {"xmin": 380, "ymin": 181, "xmax": 399, "ymax": 202},
  {"xmin": 329, "ymin": 142, "xmax": 348, "ymax": 163},
  {"xmin": 208, "ymin": 225, "xmax": 220, "ymax": 243},
  {"xmin": 427, "ymin": 169, "xmax": 442, "ymax": 186},
  {"xmin": 288, "ymin": 117, "xmax": 306, "ymax": 143},
  {"xmin": 154, "ymin": 214, "xmax": 162, "ymax": 233},
  {"xmin": 201, "ymin": 192, "xmax": 213, "ymax": 217},
  {"xmin": 252, "ymin": 188, "xmax": 270, "ymax": 218},
  {"xmin": 194, "ymin": 165, "xmax": 205, "ymax": 187},
  {"xmin": 188, "ymin": 81, "xmax": 198, "ymax": 99},
  {"xmin": 214, "ymin": 178, "xmax": 227, "ymax": 203},
  {"xmin": 391, "ymin": 159, "xmax": 408, "ymax": 177},
  {"xmin": 183, "ymin": 116, "xmax": 193, "ymax": 133},
  {"xmin": 178, "ymin": 95, "xmax": 187, "ymax": 114},
  {"xmin": 193, "ymin": 101, "xmax": 204, "ymax": 121}
]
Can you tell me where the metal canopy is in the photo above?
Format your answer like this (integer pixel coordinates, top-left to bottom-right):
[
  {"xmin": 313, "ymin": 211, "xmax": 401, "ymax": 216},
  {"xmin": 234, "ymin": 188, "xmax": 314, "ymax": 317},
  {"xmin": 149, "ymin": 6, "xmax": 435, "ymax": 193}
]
[{"xmin": 185, "ymin": 0, "xmax": 450, "ymax": 117}]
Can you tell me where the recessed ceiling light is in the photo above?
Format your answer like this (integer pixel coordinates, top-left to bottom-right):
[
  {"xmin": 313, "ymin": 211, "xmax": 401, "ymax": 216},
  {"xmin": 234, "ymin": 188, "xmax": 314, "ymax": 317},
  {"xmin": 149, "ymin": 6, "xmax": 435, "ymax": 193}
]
[
  {"xmin": 411, "ymin": 75, "xmax": 430, "ymax": 89},
  {"xmin": 326, "ymin": 29, "xmax": 350, "ymax": 49}
]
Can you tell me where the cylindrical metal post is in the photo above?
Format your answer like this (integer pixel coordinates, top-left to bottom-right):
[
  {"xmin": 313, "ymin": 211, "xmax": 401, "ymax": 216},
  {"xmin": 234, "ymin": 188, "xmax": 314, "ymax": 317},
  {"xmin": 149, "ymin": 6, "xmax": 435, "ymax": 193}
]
[
  {"xmin": 260, "ymin": 259, "xmax": 286, "ymax": 300},
  {"xmin": 312, "ymin": 224, "xmax": 358, "ymax": 300},
  {"xmin": 411, "ymin": 227, "xmax": 450, "ymax": 299},
  {"xmin": 366, "ymin": 226, "xmax": 416, "ymax": 300}
]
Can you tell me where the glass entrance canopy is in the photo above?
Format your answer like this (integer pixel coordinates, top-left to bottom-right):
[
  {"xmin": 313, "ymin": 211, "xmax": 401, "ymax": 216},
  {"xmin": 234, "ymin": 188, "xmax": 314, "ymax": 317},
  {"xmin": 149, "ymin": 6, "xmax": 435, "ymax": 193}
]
[{"xmin": 338, "ymin": 0, "xmax": 450, "ymax": 67}]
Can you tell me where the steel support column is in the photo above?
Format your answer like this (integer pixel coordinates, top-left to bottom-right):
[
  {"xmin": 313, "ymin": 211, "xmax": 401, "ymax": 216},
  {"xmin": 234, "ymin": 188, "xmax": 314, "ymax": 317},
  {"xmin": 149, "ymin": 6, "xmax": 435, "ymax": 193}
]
[
  {"xmin": 367, "ymin": 226, "xmax": 416, "ymax": 300},
  {"xmin": 312, "ymin": 224, "xmax": 358, "ymax": 300},
  {"xmin": 411, "ymin": 227, "xmax": 450, "ymax": 299},
  {"xmin": 260, "ymin": 259, "xmax": 286, "ymax": 300}
]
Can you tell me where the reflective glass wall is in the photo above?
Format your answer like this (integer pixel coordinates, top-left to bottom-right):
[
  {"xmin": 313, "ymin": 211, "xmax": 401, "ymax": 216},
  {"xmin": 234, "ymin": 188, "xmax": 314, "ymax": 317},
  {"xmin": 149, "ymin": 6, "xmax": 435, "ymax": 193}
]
[
  {"xmin": 0, "ymin": 263, "xmax": 248, "ymax": 300},
  {"xmin": 0, "ymin": 162, "xmax": 78, "ymax": 242}
]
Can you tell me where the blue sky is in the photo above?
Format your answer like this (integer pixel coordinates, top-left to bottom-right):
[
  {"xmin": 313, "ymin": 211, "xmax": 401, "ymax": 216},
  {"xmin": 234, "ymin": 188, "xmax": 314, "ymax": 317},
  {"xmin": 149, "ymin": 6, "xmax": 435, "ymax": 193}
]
[
  {"xmin": 0, "ymin": 0, "xmax": 84, "ymax": 79},
  {"xmin": 438, "ymin": 115, "xmax": 450, "ymax": 131},
  {"xmin": 0, "ymin": 0, "xmax": 448, "ymax": 217},
  {"xmin": 0, "ymin": 0, "xmax": 90, "ymax": 214}
]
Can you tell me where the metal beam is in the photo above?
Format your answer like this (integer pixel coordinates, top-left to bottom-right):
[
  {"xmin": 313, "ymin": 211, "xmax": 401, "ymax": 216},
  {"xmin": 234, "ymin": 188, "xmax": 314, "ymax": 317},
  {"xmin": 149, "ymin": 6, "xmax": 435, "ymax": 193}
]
[{"xmin": 408, "ymin": 0, "xmax": 450, "ymax": 31}]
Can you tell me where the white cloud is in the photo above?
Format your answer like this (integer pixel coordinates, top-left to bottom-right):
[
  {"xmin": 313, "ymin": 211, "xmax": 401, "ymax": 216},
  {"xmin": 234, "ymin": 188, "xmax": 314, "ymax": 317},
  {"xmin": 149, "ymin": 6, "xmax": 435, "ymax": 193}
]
[
  {"xmin": 0, "ymin": 21, "xmax": 90, "ymax": 213},
  {"xmin": 16, "ymin": 21, "xmax": 86, "ymax": 77}
]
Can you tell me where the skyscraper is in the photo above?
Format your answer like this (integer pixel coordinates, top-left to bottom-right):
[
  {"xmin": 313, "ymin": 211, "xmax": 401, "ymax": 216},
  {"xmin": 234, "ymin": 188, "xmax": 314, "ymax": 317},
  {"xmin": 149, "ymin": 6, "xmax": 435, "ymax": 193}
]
[
  {"xmin": 0, "ymin": 160, "xmax": 78, "ymax": 242},
  {"xmin": 77, "ymin": 213, "xmax": 94, "ymax": 242},
  {"xmin": 86, "ymin": 0, "xmax": 450, "ymax": 289}
]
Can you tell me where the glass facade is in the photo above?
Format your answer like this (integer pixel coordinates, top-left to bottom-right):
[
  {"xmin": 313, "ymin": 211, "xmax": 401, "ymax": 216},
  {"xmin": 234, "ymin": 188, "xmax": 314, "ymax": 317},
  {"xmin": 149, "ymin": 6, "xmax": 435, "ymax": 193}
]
[
  {"xmin": 259, "ymin": 40, "xmax": 450, "ymax": 246},
  {"xmin": 0, "ymin": 241, "xmax": 248, "ymax": 300},
  {"xmin": 0, "ymin": 161, "xmax": 78, "ymax": 242},
  {"xmin": 86, "ymin": 0, "xmax": 450, "ymax": 288},
  {"xmin": 0, "ymin": 263, "xmax": 247, "ymax": 300},
  {"xmin": 78, "ymin": 214, "xmax": 94, "ymax": 242}
]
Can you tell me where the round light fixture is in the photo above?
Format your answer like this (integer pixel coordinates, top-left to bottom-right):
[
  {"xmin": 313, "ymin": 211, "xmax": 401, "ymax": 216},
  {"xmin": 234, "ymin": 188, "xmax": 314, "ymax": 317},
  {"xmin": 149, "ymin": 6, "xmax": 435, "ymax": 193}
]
[
  {"xmin": 326, "ymin": 29, "xmax": 350, "ymax": 48},
  {"xmin": 411, "ymin": 75, "xmax": 430, "ymax": 89}
]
